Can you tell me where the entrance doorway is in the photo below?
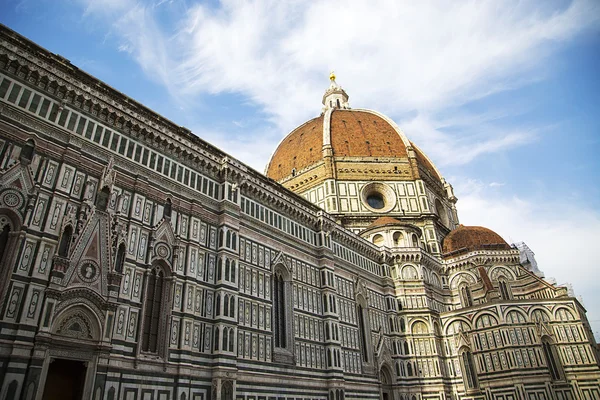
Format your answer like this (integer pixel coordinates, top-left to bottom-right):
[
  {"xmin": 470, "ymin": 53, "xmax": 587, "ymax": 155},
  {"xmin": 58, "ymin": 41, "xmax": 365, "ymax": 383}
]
[
  {"xmin": 379, "ymin": 366, "xmax": 393, "ymax": 400},
  {"xmin": 42, "ymin": 358, "xmax": 87, "ymax": 400}
]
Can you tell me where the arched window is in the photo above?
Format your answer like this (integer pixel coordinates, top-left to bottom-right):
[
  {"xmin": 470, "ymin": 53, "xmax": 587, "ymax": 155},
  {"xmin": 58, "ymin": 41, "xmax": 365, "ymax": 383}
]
[
  {"xmin": 498, "ymin": 278, "xmax": 511, "ymax": 300},
  {"xmin": 231, "ymin": 233, "xmax": 237, "ymax": 250},
  {"xmin": 372, "ymin": 234, "xmax": 384, "ymax": 246},
  {"xmin": 435, "ymin": 199, "xmax": 449, "ymax": 227},
  {"xmin": 460, "ymin": 349, "xmax": 478, "ymax": 390},
  {"xmin": 0, "ymin": 223, "xmax": 10, "ymax": 265},
  {"xmin": 114, "ymin": 243, "xmax": 126, "ymax": 273},
  {"xmin": 225, "ymin": 259, "xmax": 230, "ymax": 281},
  {"xmin": 407, "ymin": 362, "xmax": 413, "ymax": 376},
  {"xmin": 229, "ymin": 296, "xmax": 235, "ymax": 318},
  {"xmin": 96, "ymin": 186, "xmax": 110, "ymax": 211},
  {"xmin": 217, "ymin": 258, "xmax": 223, "ymax": 281},
  {"xmin": 542, "ymin": 337, "xmax": 562, "ymax": 380},
  {"xmin": 411, "ymin": 234, "xmax": 419, "ymax": 247},
  {"xmin": 222, "ymin": 327, "xmax": 228, "ymax": 350},
  {"xmin": 357, "ymin": 302, "xmax": 369, "ymax": 362},
  {"xmin": 221, "ymin": 381, "xmax": 233, "ymax": 400},
  {"xmin": 459, "ymin": 283, "xmax": 473, "ymax": 307},
  {"xmin": 404, "ymin": 342, "xmax": 410, "ymax": 355},
  {"xmin": 58, "ymin": 225, "xmax": 73, "ymax": 257},
  {"xmin": 230, "ymin": 261, "xmax": 236, "ymax": 283},
  {"xmin": 273, "ymin": 271, "xmax": 286, "ymax": 348},
  {"xmin": 142, "ymin": 265, "xmax": 166, "ymax": 353},
  {"xmin": 20, "ymin": 138, "xmax": 36, "ymax": 164},
  {"xmin": 226, "ymin": 231, "xmax": 231, "ymax": 248},
  {"xmin": 163, "ymin": 198, "xmax": 172, "ymax": 220},
  {"xmin": 215, "ymin": 294, "xmax": 221, "ymax": 316},
  {"xmin": 228, "ymin": 328, "xmax": 234, "ymax": 352},
  {"xmin": 393, "ymin": 231, "xmax": 403, "ymax": 247},
  {"xmin": 214, "ymin": 327, "xmax": 220, "ymax": 351}
]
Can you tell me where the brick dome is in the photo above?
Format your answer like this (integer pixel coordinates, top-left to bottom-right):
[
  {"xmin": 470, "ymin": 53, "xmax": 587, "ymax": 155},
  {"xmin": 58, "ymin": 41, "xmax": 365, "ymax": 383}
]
[
  {"xmin": 265, "ymin": 108, "xmax": 441, "ymax": 183},
  {"xmin": 442, "ymin": 225, "xmax": 511, "ymax": 255}
]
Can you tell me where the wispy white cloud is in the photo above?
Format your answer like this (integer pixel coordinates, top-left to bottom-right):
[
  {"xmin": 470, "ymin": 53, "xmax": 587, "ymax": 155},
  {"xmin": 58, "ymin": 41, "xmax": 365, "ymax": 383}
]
[
  {"xmin": 72, "ymin": 0, "xmax": 600, "ymax": 170},
  {"xmin": 401, "ymin": 112, "xmax": 538, "ymax": 167}
]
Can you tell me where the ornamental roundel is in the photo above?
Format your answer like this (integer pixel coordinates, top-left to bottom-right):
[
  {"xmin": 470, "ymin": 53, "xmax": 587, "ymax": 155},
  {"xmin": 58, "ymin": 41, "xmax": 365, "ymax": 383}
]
[
  {"xmin": 78, "ymin": 261, "xmax": 99, "ymax": 283},
  {"xmin": 0, "ymin": 189, "xmax": 24, "ymax": 209},
  {"xmin": 155, "ymin": 242, "xmax": 171, "ymax": 259}
]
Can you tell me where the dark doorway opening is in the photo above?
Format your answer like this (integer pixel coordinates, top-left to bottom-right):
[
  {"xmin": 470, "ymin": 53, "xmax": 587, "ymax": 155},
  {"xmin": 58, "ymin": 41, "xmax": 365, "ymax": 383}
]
[{"xmin": 42, "ymin": 358, "xmax": 87, "ymax": 400}]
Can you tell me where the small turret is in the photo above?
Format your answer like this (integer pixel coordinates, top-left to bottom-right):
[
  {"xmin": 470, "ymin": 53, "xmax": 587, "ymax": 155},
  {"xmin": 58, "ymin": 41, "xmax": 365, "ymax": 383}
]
[{"xmin": 322, "ymin": 72, "xmax": 350, "ymax": 111}]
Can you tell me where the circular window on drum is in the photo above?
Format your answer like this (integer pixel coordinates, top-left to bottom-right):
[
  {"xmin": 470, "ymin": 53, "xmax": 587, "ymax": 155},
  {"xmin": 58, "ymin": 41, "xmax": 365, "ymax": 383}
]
[{"xmin": 361, "ymin": 183, "xmax": 396, "ymax": 213}]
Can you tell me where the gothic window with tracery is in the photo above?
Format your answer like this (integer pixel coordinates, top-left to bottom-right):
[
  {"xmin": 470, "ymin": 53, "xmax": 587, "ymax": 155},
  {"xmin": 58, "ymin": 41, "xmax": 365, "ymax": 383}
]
[
  {"xmin": 273, "ymin": 271, "xmax": 286, "ymax": 348},
  {"xmin": 499, "ymin": 278, "xmax": 511, "ymax": 300},
  {"xmin": 114, "ymin": 243, "xmax": 126, "ymax": 273},
  {"xmin": 459, "ymin": 284, "xmax": 473, "ymax": 307},
  {"xmin": 542, "ymin": 337, "xmax": 562, "ymax": 380},
  {"xmin": 0, "ymin": 223, "xmax": 10, "ymax": 265},
  {"xmin": 96, "ymin": 186, "xmax": 110, "ymax": 211},
  {"xmin": 357, "ymin": 301, "xmax": 370, "ymax": 362},
  {"xmin": 163, "ymin": 198, "xmax": 172, "ymax": 219},
  {"xmin": 460, "ymin": 348, "xmax": 478, "ymax": 390},
  {"xmin": 58, "ymin": 225, "xmax": 73, "ymax": 257},
  {"xmin": 142, "ymin": 264, "xmax": 167, "ymax": 353}
]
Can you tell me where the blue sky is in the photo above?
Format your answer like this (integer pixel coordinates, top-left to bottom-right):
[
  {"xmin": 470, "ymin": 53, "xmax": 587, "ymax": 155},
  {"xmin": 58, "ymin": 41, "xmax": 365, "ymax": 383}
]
[{"xmin": 2, "ymin": 0, "xmax": 600, "ymax": 338}]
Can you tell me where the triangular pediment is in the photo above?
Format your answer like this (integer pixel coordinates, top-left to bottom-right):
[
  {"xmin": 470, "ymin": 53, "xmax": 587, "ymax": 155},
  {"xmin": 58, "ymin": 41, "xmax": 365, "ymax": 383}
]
[
  {"xmin": 64, "ymin": 212, "xmax": 111, "ymax": 296},
  {"xmin": 154, "ymin": 218, "xmax": 177, "ymax": 247},
  {"xmin": 271, "ymin": 251, "xmax": 291, "ymax": 272},
  {"xmin": 0, "ymin": 161, "xmax": 35, "ymax": 195}
]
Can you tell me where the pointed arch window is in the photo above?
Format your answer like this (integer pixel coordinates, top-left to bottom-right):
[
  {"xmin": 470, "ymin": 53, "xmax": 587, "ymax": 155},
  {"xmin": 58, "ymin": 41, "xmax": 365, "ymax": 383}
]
[
  {"xmin": 96, "ymin": 186, "xmax": 110, "ymax": 211},
  {"xmin": 460, "ymin": 348, "xmax": 478, "ymax": 391},
  {"xmin": 229, "ymin": 296, "xmax": 235, "ymax": 318},
  {"xmin": 163, "ymin": 198, "xmax": 172, "ymax": 220},
  {"xmin": 215, "ymin": 294, "xmax": 221, "ymax": 316},
  {"xmin": 542, "ymin": 337, "xmax": 562, "ymax": 381},
  {"xmin": 58, "ymin": 225, "xmax": 73, "ymax": 257},
  {"xmin": 357, "ymin": 302, "xmax": 370, "ymax": 362},
  {"xmin": 20, "ymin": 138, "xmax": 35, "ymax": 164},
  {"xmin": 273, "ymin": 272, "xmax": 286, "ymax": 348},
  {"xmin": 0, "ymin": 223, "xmax": 10, "ymax": 265},
  {"xmin": 114, "ymin": 243, "xmax": 126, "ymax": 273},
  {"xmin": 459, "ymin": 284, "xmax": 473, "ymax": 307},
  {"xmin": 142, "ymin": 265, "xmax": 167, "ymax": 353},
  {"xmin": 228, "ymin": 327, "xmax": 234, "ymax": 352},
  {"xmin": 214, "ymin": 326, "xmax": 220, "ymax": 351},
  {"xmin": 230, "ymin": 261, "xmax": 236, "ymax": 283},
  {"xmin": 498, "ymin": 278, "xmax": 511, "ymax": 300}
]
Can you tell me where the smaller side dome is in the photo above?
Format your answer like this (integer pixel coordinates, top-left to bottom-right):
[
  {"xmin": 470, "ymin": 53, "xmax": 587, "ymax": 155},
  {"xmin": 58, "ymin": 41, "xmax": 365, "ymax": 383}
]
[
  {"xmin": 442, "ymin": 225, "xmax": 510, "ymax": 256},
  {"xmin": 367, "ymin": 216, "xmax": 403, "ymax": 229}
]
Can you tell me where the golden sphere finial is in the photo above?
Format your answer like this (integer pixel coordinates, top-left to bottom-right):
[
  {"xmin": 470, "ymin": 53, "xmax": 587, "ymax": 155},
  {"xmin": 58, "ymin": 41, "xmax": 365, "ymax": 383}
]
[{"xmin": 329, "ymin": 71, "xmax": 336, "ymax": 81}]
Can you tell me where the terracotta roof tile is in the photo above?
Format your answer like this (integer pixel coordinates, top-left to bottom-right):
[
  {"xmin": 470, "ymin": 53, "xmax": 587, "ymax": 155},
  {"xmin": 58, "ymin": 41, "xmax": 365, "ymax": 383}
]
[
  {"xmin": 442, "ymin": 225, "xmax": 510, "ymax": 256},
  {"xmin": 330, "ymin": 110, "xmax": 408, "ymax": 158},
  {"xmin": 368, "ymin": 216, "xmax": 403, "ymax": 228},
  {"xmin": 266, "ymin": 116, "xmax": 323, "ymax": 181}
]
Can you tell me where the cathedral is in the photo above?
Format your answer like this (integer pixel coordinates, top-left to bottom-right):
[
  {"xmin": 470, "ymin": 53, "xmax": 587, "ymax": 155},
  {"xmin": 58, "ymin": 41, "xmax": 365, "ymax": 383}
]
[{"xmin": 0, "ymin": 24, "xmax": 598, "ymax": 400}]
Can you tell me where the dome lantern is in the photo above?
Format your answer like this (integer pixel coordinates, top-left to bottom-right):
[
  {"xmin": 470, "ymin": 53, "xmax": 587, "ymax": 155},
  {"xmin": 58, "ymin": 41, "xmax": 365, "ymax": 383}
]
[{"xmin": 322, "ymin": 72, "xmax": 350, "ymax": 111}]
